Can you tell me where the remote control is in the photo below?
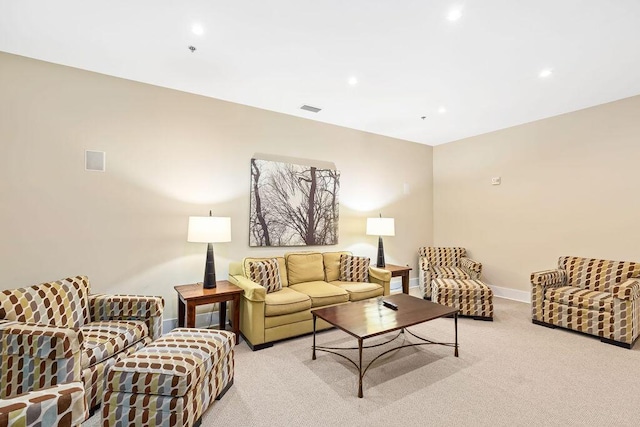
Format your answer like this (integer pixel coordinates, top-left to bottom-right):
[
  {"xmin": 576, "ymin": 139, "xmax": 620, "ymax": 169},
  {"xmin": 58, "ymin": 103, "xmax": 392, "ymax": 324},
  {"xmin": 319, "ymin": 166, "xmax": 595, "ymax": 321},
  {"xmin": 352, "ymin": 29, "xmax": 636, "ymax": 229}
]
[{"xmin": 382, "ymin": 300, "xmax": 398, "ymax": 310}]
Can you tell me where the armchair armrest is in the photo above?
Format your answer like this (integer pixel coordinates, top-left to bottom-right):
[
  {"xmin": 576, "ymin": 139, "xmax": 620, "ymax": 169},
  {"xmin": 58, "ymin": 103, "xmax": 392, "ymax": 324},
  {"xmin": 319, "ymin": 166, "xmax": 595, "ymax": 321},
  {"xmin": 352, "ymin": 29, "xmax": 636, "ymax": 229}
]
[
  {"xmin": 612, "ymin": 278, "xmax": 640, "ymax": 300},
  {"xmin": 0, "ymin": 381, "xmax": 87, "ymax": 427},
  {"xmin": 228, "ymin": 275, "xmax": 266, "ymax": 302},
  {"xmin": 418, "ymin": 256, "xmax": 434, "ymax": 298},
  {"xmin": 460, "ymin": 257, "xmax": 482, "ymax": 279},
  {"xmin": 530, "ymin": 269, "xmax": 567, "ymax": 289},
  {"xmin": 90, "ymin": 294, "xmax": 164, "ymax": 340},
  {"xmin": 368, "ymin": 266, "xmax": 391, "ymax": 295},
  {"xmin": 1, "ymin": 323, "xmax": 83, "ymax": 398}
]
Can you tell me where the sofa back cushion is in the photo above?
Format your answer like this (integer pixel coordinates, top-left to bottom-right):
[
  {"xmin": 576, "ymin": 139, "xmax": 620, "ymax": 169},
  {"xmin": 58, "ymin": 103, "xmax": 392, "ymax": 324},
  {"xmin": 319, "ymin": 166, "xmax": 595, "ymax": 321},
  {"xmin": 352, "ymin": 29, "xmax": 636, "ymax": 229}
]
[
  {"xmin": 243, "ymin": 257, "xmax": 288, "ymax": 287},
  {"xmin": 323, "ymin": 251, "xmax": 352, "ymax": 282},
  {"xmin": 558, "ymin": 256, "xmax": 640, "ymax": 293},
  {"xmin": 285, "ymin": 252, "xmax": 325, "ymax": 285},
  {"xmin": 0, "ymin": 276, "xmax": 91, "ymax": 329},
  {"xmin": 419, "ymin": 247, "xmax": 466, "ymax": 267}
]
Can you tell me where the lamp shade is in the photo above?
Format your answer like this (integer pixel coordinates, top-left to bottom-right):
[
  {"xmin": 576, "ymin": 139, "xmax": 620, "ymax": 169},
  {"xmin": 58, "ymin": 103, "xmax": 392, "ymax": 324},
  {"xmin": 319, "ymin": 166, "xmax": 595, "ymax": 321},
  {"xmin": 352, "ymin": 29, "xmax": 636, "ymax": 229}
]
[
  {"xmin": 187, "ymin": 216, "xmax": 231, "ymax": 243},
  {"xmin": 366, "ymin": 217, "xmax": 395, "ymax": 236}
]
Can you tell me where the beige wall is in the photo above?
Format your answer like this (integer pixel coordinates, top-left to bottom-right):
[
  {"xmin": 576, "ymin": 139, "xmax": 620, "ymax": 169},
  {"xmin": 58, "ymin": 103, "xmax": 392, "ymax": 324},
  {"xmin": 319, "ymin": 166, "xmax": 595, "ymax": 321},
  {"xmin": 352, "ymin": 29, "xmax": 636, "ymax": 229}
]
[
  {"xmin": 0, "ymin": 52, "xmax": 433, "ymax": 319},
  {"xmin": 433, "ymin": 95, "xmax": 640, "ymax": 299}
]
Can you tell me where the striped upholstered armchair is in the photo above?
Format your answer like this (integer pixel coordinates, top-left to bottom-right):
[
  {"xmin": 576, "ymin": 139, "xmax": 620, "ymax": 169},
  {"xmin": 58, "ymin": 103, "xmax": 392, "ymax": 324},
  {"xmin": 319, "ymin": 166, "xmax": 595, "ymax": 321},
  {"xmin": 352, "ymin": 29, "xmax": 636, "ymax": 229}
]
[
  {"xmin": 531, "ymin": 256, "xmax": 640, "ymax": 349},
  {"xmin": 418, "ymin": 247, "xmax": 482, "ymax": 299},
  {"xmin": 0, "ymin": 276, "xmax": 164, "ymax": 415}
]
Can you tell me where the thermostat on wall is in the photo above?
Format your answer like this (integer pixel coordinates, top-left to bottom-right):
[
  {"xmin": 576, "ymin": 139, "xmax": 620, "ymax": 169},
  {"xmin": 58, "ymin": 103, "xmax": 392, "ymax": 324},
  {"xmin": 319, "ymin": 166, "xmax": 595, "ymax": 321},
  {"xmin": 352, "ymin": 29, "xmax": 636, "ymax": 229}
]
[{"xmin": 491, "ymin": 177, "xmax": 501, "ymax": 185}]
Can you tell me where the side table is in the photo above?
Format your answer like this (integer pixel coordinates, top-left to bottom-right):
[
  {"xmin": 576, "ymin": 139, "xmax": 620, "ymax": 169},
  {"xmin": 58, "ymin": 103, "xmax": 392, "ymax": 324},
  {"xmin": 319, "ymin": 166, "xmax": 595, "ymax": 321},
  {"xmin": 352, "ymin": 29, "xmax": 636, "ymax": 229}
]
[
  {"xmin": 174, "ymin": 280, "xmax": 243, "ymax": 344},
  {"xmin": 382, "ymin": 263, "xmax": 413, "ymax": 294}
]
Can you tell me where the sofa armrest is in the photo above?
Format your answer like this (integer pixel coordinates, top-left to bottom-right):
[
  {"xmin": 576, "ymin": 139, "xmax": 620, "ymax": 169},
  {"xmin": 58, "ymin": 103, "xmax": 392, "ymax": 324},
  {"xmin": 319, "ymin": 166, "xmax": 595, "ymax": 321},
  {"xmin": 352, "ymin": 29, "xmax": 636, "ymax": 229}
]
[
  {"xmin": 460, "ymin": 257, "xmax": 482, "ymax": 279},
  {"xmin": 530, "ymin": 269, "xmax": 567, "ymax": 289},
  {"xmin": 89, "ymin": 294, "xmax": 165, "ymax": 340},
  {"xmin": 612, "ymin": 278, "xmax": 640, "ymax": 300},
  {"xmin": 229, "ymin": 275, "xmax": 266, "ymax": 302},
  {"xmin": 368, "ymin": 266, "xmax": 391, "ymax": 295},
  {"xmin": 1, "ymin": 323, "xmax": 83, "ymax": 398},
  {"xmin": 0, "ymin": 381, "xmax": 87, "ymax": 427}
]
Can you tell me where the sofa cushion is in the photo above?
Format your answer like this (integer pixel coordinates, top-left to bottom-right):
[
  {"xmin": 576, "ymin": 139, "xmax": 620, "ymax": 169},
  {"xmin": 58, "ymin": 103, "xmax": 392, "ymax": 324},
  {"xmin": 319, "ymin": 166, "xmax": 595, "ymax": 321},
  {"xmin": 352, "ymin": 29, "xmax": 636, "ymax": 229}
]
[
  {"xmin": 339, "ymin": 254, "xmax": 370, "ymax": 282},
  {"xmin": 248, "ymin": 258, "xmax": 283, "ymax": 293},
  {"xmin": 285, "ymin": 252, "xmax": 325, "ymax": 285},
  {"xmin": 433, "ymin": 266, "xmax": 470, "ymax": 280},
  {"xmin": 322, "ymin": 251, "xmax": 351, "ymax": 282},
  {"xmin": 0, "ymin": 276, "xmax": 91, "ymax": 329},
  {"xmin": 545, "ymin": 286, "xmax": 613, "ymax": 312},
  {"xmin": 243, "ymin": 257, "xmax": 289, "ymax": 287},
  {"xmin": 331, "ymin": 281, "xmax": 383, "ymax": 301},
  {"xmin": 289, "ymin": 281, "xmax": 349, "ymax": 307},
  {"xmin": 79, "ymin": 320, "xmax": 148, "ymax": 369},
  {"xmin": 264, "ymin": 288, "xmax": 312, "ymax": 317}
]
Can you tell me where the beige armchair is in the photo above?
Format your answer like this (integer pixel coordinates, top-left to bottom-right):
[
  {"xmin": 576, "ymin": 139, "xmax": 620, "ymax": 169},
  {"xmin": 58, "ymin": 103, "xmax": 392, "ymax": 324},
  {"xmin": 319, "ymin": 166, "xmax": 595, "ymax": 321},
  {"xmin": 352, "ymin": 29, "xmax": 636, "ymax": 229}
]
[{"xmin": 418, "ymin": 247, "xmax": 482, "ymax": 299}]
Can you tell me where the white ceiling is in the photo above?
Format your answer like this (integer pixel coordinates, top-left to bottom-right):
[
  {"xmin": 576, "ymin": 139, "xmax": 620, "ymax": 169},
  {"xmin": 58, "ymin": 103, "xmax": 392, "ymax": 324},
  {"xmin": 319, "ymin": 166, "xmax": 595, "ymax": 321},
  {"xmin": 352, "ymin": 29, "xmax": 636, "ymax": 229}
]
[{"xmin": 2, "ymin": 1, "xmax": 640, "ymax": 146}]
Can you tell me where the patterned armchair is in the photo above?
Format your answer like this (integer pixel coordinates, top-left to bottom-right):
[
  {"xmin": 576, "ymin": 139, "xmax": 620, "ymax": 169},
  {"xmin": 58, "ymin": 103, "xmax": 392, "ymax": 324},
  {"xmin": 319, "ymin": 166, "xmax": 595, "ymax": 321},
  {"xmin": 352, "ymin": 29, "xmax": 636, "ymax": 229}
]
[
  {"xmin": 0, "ymin": 276, "xmax": 164, "ymax": 415},
  {"xmin": 418, "ymin": 247, "xmax": 482, "ymax": 299},
  {"xmin": 531, "ymin": 256, "xmax": 640, "ymax": 349}
]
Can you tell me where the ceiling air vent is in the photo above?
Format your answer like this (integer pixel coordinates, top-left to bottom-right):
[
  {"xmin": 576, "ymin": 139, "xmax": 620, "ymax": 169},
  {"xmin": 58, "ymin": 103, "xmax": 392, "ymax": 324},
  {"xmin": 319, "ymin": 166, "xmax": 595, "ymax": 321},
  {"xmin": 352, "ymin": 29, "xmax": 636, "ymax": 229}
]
[{"xmin": 300, "ymin": 105, "xmax": 322, "ymax": 113}]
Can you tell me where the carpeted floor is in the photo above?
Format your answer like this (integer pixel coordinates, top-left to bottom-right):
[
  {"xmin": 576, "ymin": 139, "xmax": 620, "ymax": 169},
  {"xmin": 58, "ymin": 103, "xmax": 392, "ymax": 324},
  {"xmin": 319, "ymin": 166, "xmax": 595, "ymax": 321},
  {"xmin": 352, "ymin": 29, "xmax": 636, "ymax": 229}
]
[{"xmin": 85, "ymin": 293, "xmax": 640, "ymax": 426}]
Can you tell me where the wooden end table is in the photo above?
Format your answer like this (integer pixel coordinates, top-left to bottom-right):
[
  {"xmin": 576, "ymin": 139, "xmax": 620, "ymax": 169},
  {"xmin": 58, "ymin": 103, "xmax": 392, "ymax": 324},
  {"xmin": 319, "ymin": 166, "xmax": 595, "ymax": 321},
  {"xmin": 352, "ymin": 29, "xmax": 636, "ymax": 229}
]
[
  {"xmin": 382, "ymin": 263, "xmax": 412, "ymax": 294},
  {"xmin": 174, "ymin": 280, "xmax": 243, "ymax": 344}
]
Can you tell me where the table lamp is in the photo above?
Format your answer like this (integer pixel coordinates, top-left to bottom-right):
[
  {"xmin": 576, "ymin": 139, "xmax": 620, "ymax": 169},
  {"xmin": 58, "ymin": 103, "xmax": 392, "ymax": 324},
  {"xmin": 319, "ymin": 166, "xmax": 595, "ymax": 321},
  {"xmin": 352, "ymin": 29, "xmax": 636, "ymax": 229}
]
[
  {"xmin": 366, "ymin": 215, "xmax": 395, "ymax": 268},
  {"xmin": 188, "ymin": 212, "xmax": 231, "ymax": 289}
]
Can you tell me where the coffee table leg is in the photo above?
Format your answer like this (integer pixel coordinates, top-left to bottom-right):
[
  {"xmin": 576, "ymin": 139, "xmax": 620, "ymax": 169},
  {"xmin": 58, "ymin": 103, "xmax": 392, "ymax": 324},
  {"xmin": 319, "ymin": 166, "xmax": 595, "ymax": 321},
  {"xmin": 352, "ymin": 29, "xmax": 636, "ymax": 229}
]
[
  {"xmin": 312, "ymin": 314, "xmax": 317, "ymax": 360},
  {"xmin": 454, "ymin": 312, "xmax": 459, "ymax": 357},
  {"xmin": 358, "ymin": 338, "xmax": 363, "ymax": 398}
]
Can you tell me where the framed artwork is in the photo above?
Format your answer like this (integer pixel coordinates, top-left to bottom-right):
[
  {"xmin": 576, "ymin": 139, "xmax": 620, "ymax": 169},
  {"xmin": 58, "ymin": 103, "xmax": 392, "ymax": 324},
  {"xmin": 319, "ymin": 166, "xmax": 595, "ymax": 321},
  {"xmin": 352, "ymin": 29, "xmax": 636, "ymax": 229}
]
[{"xmin": 249, "ymin": 156, "xmax": 340, "ymax": 247}]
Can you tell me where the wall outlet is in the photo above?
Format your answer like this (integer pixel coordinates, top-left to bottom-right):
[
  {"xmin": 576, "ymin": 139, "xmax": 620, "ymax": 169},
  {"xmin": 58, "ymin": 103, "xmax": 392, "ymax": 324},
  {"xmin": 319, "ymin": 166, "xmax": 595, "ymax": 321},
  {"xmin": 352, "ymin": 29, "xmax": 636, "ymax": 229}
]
[{"xmin": 491, "ymin": 176, "xmax": 501, "ymax": 185}]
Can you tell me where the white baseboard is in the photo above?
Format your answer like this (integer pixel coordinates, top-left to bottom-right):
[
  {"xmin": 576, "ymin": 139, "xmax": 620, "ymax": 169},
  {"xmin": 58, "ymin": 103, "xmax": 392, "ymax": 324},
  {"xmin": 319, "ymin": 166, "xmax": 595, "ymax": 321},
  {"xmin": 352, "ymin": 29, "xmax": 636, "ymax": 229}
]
[{"xmin": 489, "ymin": 284, "xmax": 531, "ymax": 303}]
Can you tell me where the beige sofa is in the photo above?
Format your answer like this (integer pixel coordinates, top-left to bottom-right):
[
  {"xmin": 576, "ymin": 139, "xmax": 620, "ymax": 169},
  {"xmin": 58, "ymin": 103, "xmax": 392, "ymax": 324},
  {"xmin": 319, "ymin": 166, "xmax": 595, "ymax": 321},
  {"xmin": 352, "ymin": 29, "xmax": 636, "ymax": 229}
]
[{"xmin": 228, "ymin": 251, "xmax": 391, "ymax": 350}]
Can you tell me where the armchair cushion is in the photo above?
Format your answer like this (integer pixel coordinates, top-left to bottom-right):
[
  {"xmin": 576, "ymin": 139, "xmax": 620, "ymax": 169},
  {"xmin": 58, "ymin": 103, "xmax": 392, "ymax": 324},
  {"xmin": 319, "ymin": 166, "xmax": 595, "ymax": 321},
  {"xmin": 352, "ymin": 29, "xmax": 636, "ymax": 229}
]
[
  {"xmin": 79, "ymin": 320, "xmax": 148, "ymax": 369},
  {"xmin": 339, "ymin": 254, "xmax": 370, "ymax": 283},
  {"xmin": 433, "ymin": 266, "xmax": 470, "ymax": 280},
  {"xmin": 545, "ymin": 286, "xmax": 613, "ymax": 312},
  {"xmin": 0, "ymin": 276, "xmax": 91, "ymax": 329},
  {"xmin": 247, "ymin": 258, "xmax": 283, "ymax": 294}
]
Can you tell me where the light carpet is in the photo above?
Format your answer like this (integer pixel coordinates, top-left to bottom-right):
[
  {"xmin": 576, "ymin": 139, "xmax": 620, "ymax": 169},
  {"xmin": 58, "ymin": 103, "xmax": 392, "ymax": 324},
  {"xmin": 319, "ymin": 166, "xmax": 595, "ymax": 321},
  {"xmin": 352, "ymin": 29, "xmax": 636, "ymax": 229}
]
[{"xmin": 85, "ymin": 295, "xmax": 640, "ymax": 426}]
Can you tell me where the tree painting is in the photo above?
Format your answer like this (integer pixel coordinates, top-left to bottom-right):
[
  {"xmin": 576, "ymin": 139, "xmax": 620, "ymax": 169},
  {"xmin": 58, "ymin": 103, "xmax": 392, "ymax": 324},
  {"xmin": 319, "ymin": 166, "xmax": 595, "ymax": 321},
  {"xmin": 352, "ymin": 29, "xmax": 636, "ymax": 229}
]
[{"xmin": 249, "ymin": 158, "xmax": 340, "ymax": 246}]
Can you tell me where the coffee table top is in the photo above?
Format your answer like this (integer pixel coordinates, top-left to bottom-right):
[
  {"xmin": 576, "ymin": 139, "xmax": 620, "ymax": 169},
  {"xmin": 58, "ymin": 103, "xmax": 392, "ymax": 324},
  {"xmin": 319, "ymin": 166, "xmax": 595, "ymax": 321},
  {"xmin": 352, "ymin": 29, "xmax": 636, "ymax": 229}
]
[{"xmin": 311, "ymin": 294, "xmax": 458, "ymax": 340}]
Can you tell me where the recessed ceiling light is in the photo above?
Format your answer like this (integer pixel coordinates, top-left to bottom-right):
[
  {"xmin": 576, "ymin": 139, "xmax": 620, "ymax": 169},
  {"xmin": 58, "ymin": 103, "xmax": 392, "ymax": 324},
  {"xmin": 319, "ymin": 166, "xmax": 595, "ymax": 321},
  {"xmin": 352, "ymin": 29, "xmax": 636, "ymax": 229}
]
[
  {"xmin": 539, "ymin": 68, "xmax": 553, "ymax": 78},
  {"xmin": 447, "ymin": 8, "xmax": 463, "ymax": 21},
  {"xmin": 348, "ymin": 76, "xmax": 358, "ymax": 85},
  {"xmin": 438, "ymin": 106, "xmax": 447, "ymax": 114},
  {"xmin": 192, "ymin": 24, "xmax": 204, "ymax": 36}
]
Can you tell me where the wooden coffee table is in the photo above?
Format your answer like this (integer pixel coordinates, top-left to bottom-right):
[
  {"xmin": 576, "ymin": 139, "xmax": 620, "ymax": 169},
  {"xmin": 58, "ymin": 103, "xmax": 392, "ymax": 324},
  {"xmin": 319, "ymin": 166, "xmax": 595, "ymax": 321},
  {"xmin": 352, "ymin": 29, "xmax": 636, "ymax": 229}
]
[{"xmin": 311, "ymin": 294, "xmax": 459, "ymax": 398}]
